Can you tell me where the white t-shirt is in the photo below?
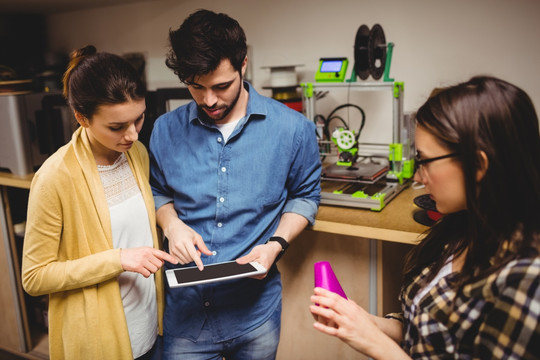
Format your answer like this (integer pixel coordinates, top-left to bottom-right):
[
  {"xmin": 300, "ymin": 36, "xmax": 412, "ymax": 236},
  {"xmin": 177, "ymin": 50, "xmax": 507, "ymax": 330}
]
[
  {"xmin": 98, "ymin": 153, "xmax": 157, "ymax": 358},
  {"xmin": 215, "ymin": 117, "xmax": 242, "ymax": 142}
]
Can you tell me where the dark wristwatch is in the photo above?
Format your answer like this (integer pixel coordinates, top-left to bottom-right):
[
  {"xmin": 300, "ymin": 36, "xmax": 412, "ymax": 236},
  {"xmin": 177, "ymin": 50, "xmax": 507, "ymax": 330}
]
[{"xmin": 266, "ymin": 236, "xmax": 289, "ymax": 262}]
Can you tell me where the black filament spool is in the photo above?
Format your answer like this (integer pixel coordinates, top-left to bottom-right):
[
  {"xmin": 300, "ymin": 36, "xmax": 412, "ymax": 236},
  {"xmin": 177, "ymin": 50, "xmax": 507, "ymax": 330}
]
[
  {"xmin": 367, "ymin": 24, "xmax": 387, "ymax": 80},
  {"xmin": 353, "ymin": 24, "xmax": 371, "ymax": 80}
]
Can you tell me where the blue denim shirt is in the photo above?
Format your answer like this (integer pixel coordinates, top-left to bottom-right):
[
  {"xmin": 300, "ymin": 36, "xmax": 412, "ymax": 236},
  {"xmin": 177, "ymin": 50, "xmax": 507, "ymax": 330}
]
[{"xmin": 149, "ymin": 82, "xmax": 321, "ymax": 342}]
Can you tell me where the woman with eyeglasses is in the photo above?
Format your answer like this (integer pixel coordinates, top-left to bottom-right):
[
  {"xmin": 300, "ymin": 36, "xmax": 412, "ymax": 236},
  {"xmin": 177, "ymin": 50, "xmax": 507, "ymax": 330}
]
[{"xmin": 310, "ymin": 76, "xmax": 540, "ymax": 359}]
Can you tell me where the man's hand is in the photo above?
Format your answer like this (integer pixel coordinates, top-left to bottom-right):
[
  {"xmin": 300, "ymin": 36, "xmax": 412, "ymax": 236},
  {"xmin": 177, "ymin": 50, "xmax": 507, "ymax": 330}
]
[
  {"xmin": 165, "ymin": 218, "xmax": 213, "ymax": 270},
  {"xmin": 236, "ymin": 241, "xmax": 281, "ymax": 279},
  {"xmin": 156, "ymin": 203, "xmax": 213, "ymax": 270}
]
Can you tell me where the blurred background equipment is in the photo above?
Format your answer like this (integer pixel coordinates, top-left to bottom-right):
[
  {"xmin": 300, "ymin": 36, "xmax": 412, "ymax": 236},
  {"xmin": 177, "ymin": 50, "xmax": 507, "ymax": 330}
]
[
  {"xmin": 315, "ymin": 57, "xmax": 349, "ymax": 83},
  {"xmin": 262, "ymin": 64, "xmax": 303, "ymax": 112},
  {"xmin": 0, "ymin": 92, "xmax": 76, "ymax": 176}
]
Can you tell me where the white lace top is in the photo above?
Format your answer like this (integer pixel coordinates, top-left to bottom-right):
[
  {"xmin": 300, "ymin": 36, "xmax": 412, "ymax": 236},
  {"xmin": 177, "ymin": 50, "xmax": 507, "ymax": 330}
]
[{"xmin": 98, "ymin": 153, "xmax": 157, "ymax": 358}]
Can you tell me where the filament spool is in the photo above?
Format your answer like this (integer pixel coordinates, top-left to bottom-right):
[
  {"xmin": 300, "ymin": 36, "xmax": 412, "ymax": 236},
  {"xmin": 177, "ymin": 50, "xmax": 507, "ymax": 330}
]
[
  {"xmin": 368, "ymin": 24, "xmax": 387, "ymax": 80},
  {"xmin": 353, "ymin": 25, "xmax": 371, "ymax": 80},
  {"xmin": 353, "ymin": 24, "xmax": 388, "ymax": 80}
]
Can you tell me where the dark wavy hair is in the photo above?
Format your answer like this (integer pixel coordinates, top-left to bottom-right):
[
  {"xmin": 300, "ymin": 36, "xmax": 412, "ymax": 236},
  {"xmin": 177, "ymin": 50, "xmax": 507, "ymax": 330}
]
[
  {"xmin": 165, "ymin": 9, "xmax": 247, "ymax": 83},
  {"xmin": 403, "ymin": 76, "xmax": 540, "ymax": 292},
  {"xmin": 62, "ymin": 45, "xmax": 146, "ymax": 119}
]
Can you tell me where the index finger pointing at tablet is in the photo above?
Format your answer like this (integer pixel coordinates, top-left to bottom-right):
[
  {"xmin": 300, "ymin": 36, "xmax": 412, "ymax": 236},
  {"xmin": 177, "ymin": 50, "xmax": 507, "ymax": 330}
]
[
  {"xmin": 155, "ymin": 249, "xmax": 179, "ymax": 265},
  {"xmin": 192, "ymin": 237, "xmax": 213, "ymax": 271}
]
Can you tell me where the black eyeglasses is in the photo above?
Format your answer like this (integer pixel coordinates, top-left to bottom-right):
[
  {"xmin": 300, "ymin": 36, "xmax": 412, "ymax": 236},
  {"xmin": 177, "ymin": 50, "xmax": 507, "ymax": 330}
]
[{"xmin": 414, "ymin": 152, "xmax": 459, "ymax": 175}]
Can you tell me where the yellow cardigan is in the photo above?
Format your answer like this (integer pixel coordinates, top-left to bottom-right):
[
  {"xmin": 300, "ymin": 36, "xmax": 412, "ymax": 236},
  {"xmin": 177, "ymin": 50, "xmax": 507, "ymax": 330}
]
[{"xmin": 22, "ymin": 127, "xmax": 164, "ymax": 360}]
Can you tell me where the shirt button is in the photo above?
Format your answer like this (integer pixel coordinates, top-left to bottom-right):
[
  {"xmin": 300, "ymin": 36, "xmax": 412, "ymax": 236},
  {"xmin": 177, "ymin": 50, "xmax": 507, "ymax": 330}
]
[
  {"xmin": 219, "ymin": 197, "xmax": 225, "ymax": 203},
  {"xmin": 217, "ymin": 222, "xmax": 223, "ymax": 227},
  {"xmin": 204, "ymin": 301, "xmax": 211, "ymax": 307},
  {"xmin": 221, "ymin": 167, "xmax": 226, "ymax": 172},
  {"xmin": 212, "ymin": 250, "xmax": 217, "ymax": 256},
  {"xmin": 217, "ymin": 137, "xmax": 223, "ymax": 143}
]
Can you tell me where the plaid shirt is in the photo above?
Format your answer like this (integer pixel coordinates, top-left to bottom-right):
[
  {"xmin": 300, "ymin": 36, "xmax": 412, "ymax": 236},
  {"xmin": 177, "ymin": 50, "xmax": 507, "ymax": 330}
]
[{"xmin": 399, "ymin": 257, "xmax": 540, "ymax": 359}]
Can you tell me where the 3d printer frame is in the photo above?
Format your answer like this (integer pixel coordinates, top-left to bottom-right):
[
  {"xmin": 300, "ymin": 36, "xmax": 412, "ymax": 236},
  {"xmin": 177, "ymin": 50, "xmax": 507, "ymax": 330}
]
[{"xmin": 301, "ymin": 81, "xmax": 414, "ymax": 211}]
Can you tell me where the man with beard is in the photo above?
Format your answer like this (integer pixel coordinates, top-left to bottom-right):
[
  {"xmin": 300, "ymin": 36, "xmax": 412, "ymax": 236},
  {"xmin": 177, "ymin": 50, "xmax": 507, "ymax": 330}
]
[{"xmin": 149, "ymin": 9, "xmax": 322, "ymax": 360}]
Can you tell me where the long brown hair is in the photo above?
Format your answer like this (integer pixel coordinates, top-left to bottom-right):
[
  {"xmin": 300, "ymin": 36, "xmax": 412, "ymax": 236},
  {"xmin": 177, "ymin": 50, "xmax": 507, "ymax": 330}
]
[{"xmin": 403, "ymin": 76, "xmax": 540, "ymax": 292}]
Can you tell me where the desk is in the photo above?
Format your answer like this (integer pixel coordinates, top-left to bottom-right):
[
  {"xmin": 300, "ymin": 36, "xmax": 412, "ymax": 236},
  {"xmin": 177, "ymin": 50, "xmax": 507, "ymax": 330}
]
[
  {"xmin": 0, "ymin": 172, "xmax": 428, "ymax": 243},
  {"xmin": 314, "ymin": 185, "xmax": 427, "ymax": 244},
  {"xmin": 0, "ymin": 172, "xmax": 33, "ymax": 189},
  {"xmin": 0, "ymin": 172, "xmax": 429, "ymax": 360}
]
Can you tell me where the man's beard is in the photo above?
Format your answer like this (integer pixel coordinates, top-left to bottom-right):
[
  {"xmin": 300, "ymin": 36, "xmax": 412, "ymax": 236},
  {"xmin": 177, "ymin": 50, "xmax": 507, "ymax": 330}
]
[{"xmin": 197, "ymin": 78, "xmax": 243, "ymax": 126}]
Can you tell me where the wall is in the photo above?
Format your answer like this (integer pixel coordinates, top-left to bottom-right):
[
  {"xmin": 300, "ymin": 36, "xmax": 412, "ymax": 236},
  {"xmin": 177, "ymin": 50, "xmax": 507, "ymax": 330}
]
[{"xmin": 46, "ymin": 0, "xmax": 540, "ymax": 116}]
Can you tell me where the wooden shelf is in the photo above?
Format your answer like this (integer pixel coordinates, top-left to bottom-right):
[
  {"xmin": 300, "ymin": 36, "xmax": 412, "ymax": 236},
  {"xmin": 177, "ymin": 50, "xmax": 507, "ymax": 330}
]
[
  {"xmin": 314, "ymin": 185, "xmax": 428, "ymax": 244},
  {"xmin": 28, "ymin": 333, "xmax": 48, "ymax": 360},
  {"xmin": 2, "ymin": 171, "xmax": 428, "ymax": 244},
  {"xmin": 0, "ymin": 172, "xmax": 33, "ymax": 189}
]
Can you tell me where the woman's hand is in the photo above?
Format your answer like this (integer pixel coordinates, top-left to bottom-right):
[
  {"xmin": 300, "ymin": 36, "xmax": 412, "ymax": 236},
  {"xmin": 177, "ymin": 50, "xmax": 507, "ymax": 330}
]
[
  {"xmin": 310, "ymin": 287, "xmax": 409, "ymax": 359},
  {"xmin": 120, "ymin": 247, "xmax": 178, "ymax": 277}
]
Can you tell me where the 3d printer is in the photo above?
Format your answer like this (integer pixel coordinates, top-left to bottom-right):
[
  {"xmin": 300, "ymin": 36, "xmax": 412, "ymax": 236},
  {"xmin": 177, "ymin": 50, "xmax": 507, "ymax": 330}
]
[{"xmin": 302, "ymin": 24, "xmax": 414, "ymax": 211}]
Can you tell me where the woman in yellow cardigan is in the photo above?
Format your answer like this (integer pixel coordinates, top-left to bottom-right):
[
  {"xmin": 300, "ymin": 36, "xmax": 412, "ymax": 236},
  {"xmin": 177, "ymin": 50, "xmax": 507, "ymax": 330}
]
[{"xmin": 22, "ymin": 45, "xmax": 177, "ymax": 360}]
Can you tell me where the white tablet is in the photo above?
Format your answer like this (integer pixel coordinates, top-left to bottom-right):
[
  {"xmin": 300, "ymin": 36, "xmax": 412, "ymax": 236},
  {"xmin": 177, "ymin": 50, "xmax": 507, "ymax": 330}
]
[{"xmin": 165, "ymin": 261, "xmax": 267, "ymax": 288}]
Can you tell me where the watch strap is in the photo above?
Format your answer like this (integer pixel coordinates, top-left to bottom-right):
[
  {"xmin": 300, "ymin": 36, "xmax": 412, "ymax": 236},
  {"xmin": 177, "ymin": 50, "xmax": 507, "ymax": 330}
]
[{"xmin": 266, "ymin": 236, "xmax": 289, "ymax": 262}]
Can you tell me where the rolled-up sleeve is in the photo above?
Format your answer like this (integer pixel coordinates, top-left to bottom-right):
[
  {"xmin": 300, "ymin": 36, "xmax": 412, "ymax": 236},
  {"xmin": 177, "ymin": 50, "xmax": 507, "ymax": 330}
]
[{"xmin": 283, "ymin": 119, "xmax": 322, "ymax": 225}]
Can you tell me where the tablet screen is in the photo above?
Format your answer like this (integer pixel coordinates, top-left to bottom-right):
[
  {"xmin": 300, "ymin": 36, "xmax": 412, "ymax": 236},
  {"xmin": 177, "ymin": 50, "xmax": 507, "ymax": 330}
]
[{"xmin": 173, "ymin": 262, "xmax": 260, "ymax": 284}]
